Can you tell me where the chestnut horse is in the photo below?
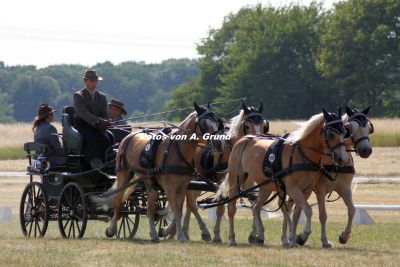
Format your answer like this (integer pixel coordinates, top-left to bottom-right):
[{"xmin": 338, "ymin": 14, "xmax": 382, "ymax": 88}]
[
  {"xmin": 284, "ymin": 106, "xmax": 373, "ymax": 248},
  {"xmin": 94, "ymin": 102, "xmax": 224, "ymax": 242},
  {"xmin": 214, "ymin": 108, "xmax": 349, "ymax": 246},
  {"xmin": 159, "ymin": 101, "xmax": 268, "ymax": 241}
]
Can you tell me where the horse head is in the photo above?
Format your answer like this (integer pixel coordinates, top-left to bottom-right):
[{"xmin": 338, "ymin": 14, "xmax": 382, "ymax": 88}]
[
  {"xmin": 241, "ymin": 101, "xmax": 269, "ymax": 135},
  {"xmin": 344, "ymin": 105, "xmax": 373, "ymax": 158}
]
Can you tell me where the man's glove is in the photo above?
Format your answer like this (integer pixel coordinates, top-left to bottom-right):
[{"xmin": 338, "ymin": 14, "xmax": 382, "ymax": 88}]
[{"xmin": 96, "ymin": 118, "xmax": 111, "ymax": 130}]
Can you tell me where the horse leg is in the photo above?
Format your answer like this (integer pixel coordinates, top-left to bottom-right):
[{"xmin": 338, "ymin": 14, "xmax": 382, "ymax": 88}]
[
  {"xmin": 186, "ymin": 191, "xmax": 211, "ymax": 241},
  {"xmin": 181, "ymin": 192, "xmax": 192, "ymax": 239},
  {"xmin": 146, "ymin": 185, "xmax": 160, "ymax": 242},
  {"xmin": 227, "ymin": 198, "xmax": 238, "ymax": 246},
  {"xmin": 287, "ymin": 187, "xmax": 312, "ymax": 246},
  {"xmin": 249, "ymin": 188, "xmax": 272, "ymax": 246},
  {"xmin": 164, "ymin": 181, "xmax": 188, "ymax": 242},
  {"xmin": 315, "ymin": 186, "xmax": 331, "ymax": 248},
  {"xmin": 281, "ymin": 197, "xmax": 295, "ymax": 247},
  {"xmin": 295, "ymin": 188, "xmax": 314, "ymax": 246},
  {"xmin": 337, "ymin": 186, "xmax": 355, "ymax": 244},
  {"xmin": 106, "ymin": 170, "xmax": 130, "ymax": 237},
  {"xmin": 248, "ymin": 216, "xmax": 257, "ymax": 244},
  {"xmin": 212, "ymin": 204, "xmax": 225, "ymax": 243}
]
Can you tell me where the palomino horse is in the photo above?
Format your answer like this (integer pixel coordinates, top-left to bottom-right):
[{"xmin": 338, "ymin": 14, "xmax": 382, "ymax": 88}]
[
  {"xmin": 284, "ymin": 105, "xmax": 373, "ymax": 248},
  {"xmin": 215, "ymin": 108, "xmax": 349, "ymax": 246},
  {"xmin": 95, "ymin": 102, "xmax": 224, "ymax": 242},
  {"xmin": 159, "ymin": 101, "xmax": 268, "ymax": 241}
]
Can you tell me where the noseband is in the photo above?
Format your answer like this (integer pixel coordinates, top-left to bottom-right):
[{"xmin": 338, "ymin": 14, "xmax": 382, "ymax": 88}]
[
  {"xmin": 322, "ymin": 119, "xmax": 346, "ymax": 161},
  {"xmin": 195, "ymin": 110, "xmax": 220, "ymax": 135},
  {"xmin": 346, "ymin": 112, "xmax": 374, "ymax": 149},
  {"xmin": 243, "ymin": 112, "xmax": 268, "ymax": 134}
]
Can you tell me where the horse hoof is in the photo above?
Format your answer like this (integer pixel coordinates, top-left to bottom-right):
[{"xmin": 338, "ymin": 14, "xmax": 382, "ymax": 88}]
[
  {"xmin": 212, "ymin": 237, "xmax": 222, "ymax": 244},
  {"xmin": 151, "ymin": 238, "xmax": 160, "ymax": 243},
  {"xmin": 229, "ymin": 243, "xmax": 237, "ymax": 247},
  {"xmin": 248, "ymin": 234, "xmax": 256, "ymax": 244},
  {"xmin": 296, "ymin": 234, "xmax": 306, "ymax": 246},
  {"xmin": 158, "ymin": 229, "xmax": 166, "ymax": 238},
  {"xmin": 179, "ymin": 237, "xmax": 189, "ymax": 243},
  {"xmin": 322, "ymin": 242, "xmax": 332, "ymax": 248},
  {"xmin": 339, "ymin": 235, "xmax": 348, "ymax": 244},
  {"xmin": 255, "ymin": 237, "xmax": 264, "ymax": 246},
  {"xmin": 201, "ymin": 233, "xmax": 212, "ymax": 242},
  {"xmin": 105, "ymin": 227, "xmax": 115, "ymax": 238},
  {"xmin": 282, "ymin": 241, "xmax": 296, "ymax": 248}
]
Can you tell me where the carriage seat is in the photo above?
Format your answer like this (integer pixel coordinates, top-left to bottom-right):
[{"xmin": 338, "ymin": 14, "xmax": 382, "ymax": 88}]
[{"xmin": 62, "ymin": 106, "xmax": 83, "ymax": 154}]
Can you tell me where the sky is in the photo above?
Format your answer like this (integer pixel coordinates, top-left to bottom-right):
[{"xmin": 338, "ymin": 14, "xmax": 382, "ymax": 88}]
[{"xmin": 0, "ymin": 0, "xmax": 336, "ymax": 68}]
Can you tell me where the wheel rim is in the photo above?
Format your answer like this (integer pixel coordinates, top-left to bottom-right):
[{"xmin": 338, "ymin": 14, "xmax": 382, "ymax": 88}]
[
  {"xmin": 116, "ymin": 195, "xmax": 140, "ymax": 239},
  {"xmin": 155, "ymin": 194, "xmax": 169, "ymax": 235},
  {"xmin": 58, "ymin": 183, "xmax": 87, "ymax": 239},
  {"xmin": 20, "ymin": 182, "xmax": 48, "ymax": 237}
]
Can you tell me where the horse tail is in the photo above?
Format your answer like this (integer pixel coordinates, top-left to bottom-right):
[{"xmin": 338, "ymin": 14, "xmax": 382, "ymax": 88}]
[
  {"xmin": 213, "ymin": 137, "xmax": 250, "ymax": 202},
  {"xmin": 89, "ymin": 180, "xmax": 119, "ymax": 212},
  {"xmin": 213, "ymin": 172, "xmax": 230, "ymax": 201}
]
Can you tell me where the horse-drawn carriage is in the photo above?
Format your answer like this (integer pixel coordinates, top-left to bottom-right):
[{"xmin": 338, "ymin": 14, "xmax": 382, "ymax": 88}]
[
  {"xmin": 20, "ymin": 106, "xmax": 171, "ymax": 239},
  {"xmin": 19, "ymin": 101, "xmax": 373, "ymax": 248}
]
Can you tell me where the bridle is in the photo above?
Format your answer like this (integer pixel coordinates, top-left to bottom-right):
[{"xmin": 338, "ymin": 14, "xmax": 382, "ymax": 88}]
[
  {"xmin": 195, "ymin": 110, "xmax": 223, "ymax": 135},
  {"xmin": 242, "ymin": 112, "xmax": 269, "ymax": 134},
  {"xmin": 289, "ymin": 116, "xmax": 345, "ymax": 165},
  {"xmin": 345, "ymin": 112, "xmax": 374, "ymax": 149}
]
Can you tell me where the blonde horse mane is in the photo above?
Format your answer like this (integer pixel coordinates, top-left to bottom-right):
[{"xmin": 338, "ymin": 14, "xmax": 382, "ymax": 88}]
[
  {"xmin": 227, "ymin": 110, "xmax": 244, "ymax": 138},
  {"xmin": 179, "ymin": 111, "xmax": 197, "ymax": 128},
  {"xmin": 286, "ymin": 113, "xmax": 324, "ymax": 143}
]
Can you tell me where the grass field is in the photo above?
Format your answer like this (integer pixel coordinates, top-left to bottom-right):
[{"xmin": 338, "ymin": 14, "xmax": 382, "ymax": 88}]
[
  {"xmin": 1, "ymin": 167, "xmax": 400, "ymax": 266},
  {"xmin": 0, "ymin": 218, "xmax": 399, "ymax": 267},
  {"xmin": 1, "ymin": 176, "xmax": 399, "ymax": 266}
]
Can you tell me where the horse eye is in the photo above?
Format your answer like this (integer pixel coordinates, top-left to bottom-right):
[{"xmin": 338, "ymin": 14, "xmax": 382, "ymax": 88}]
[{"xmin": 327, "ymin": 130, "xmax": 335, "ymax": 140}]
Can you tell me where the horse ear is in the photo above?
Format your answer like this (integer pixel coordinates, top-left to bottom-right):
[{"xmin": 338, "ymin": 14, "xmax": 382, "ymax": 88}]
[
  {"xmin": 338, "ymin": 107, "xmax": 342, "ymax": 118},
  {"xmin": 362, "ymin": 105, "xmax": 371, "ymax": 115},
  {"xmin": 242, "ymin": 100, "xmax": 250, "ymax": 115},
  {"xmin": 322, "ymin": 108, "xmax": 331, "ymax": 121},
  {"xmin": 241, "ymin": 100, "xmax": 247, "ymax": 110},
  {"xmin": 345, "ymin": 105, "xmax": 353, "ymax": 116},
  {"xmin": 257, "ymin": 102, "xmax": 263, "ymax": 113},
  {"xmin": 206, "ymin": 102, "xmax": 212, "ymax": 109},
  {"xmin": 194, "ymin": 101, "xmax": 202, "ymax": 114}
]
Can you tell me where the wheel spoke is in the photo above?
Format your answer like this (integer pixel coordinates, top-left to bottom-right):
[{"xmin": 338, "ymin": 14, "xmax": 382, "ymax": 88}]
[
  {"xmin": 63, "ymin": 218, "xmax": 70, "ymax": 232},
  {"xmin": 117, "ymin": 218, "xmax": 123, "ymax": 237},
  {"xmin": 76, "ymin": 220, "xmax": 81, "ymax": 234},
  {"xmin": 72, "ymin": 219, "xmax": 76, "ymax": 238},
  {"xmin": 34, "ymin": 217, "xmax": 38, "ymax": 237},
  {"xmin": 32, "ymin": 185, "xmax": 36, "ymax": 207},
  {"xmin": 68, "ymin": 218, "xmax": 73, "ymax": 238},
  {"xmin": 126, "ymin": 216, "xmax": 132, "ymax": 236},
  {"xmin": 73, "ymin": 196, "xmax": 82, "ymax": 210},
  {"xmin": 28, "ymin": 221, "xmax": 33, "ymax": 236}
]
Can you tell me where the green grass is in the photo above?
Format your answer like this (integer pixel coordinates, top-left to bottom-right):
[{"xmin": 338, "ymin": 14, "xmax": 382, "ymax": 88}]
[
  {"xmin": 0, "ymin": 216, "xmax": 399, "ymax": 266},
  {"xmin": 0, "ymin": 146, "xmax": 25, "ymax": 160}
]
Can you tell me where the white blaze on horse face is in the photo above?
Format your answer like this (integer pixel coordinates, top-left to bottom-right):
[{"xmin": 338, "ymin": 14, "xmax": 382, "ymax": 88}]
[
  {"xmin": 350, "ymin": 121, "xmax": 373, "ymax": 156},
  {"xmin": 338, "ymin": 133, "xmax": 349, "ymax": 163},
  {"xmin": 255, "ymin": 124, "xmax": 261, "ymax": 134},
  {"xmin": 206, "ymin": 119, "xmax": 218, "ymax": 133}
]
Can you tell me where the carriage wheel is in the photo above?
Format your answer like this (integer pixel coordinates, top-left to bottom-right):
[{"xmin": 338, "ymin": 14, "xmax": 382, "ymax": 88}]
[
  {"xmin": 57, "ymin": 182, "xmax": 87, "ymax": 239},
  {"xmin": 19, "ymin": 182, "xmax": 49, "ymax": 237},
  {"xmin": 155, "ymin": 194, "xmax": 172, "ymax": 238},
  {"xmin": 116, "ymin": 194, "xmax": 140, "ymax": 239}
]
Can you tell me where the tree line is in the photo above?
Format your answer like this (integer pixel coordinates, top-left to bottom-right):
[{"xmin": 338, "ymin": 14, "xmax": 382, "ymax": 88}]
[
  {"xmin": 0, "ymin": 0, "xmax": 398, "ymax": 123},
  {"xmin": 167, "ymin": 0, "xmax": 399, "ymax": 120},
  {"xmin": 0, "ymin": 59, "xmax": 199, "ymax": 122}
]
